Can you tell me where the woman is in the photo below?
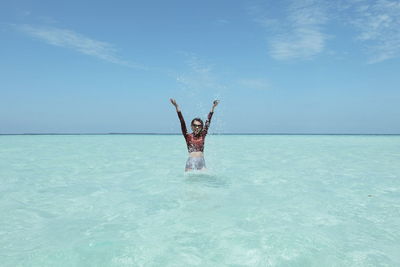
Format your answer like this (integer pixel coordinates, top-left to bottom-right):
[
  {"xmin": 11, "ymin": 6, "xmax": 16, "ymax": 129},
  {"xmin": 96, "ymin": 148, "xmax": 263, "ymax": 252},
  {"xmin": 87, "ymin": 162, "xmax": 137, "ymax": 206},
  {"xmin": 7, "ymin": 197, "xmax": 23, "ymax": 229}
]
[{"xmin": 170, "ymin": 98, "xmax": 219, "ymax": 171}]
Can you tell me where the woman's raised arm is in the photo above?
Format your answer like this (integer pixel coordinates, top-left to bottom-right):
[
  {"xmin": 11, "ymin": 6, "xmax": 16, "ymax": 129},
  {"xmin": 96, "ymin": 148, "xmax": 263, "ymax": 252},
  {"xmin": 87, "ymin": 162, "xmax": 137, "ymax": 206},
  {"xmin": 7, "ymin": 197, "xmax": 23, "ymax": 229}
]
[
  {"xmin": 203, "ymin": 100, "xmax": 219, "ymax": 135},
  {"xmin": 170, "ymin": 98, "xmax": 187, "ymax": 136}
]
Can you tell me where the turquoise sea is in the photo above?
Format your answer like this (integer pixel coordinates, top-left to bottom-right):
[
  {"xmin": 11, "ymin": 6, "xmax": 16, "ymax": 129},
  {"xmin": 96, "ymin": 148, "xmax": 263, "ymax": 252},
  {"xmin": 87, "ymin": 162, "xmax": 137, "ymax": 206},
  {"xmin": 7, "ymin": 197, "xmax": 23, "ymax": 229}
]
[{"xmin": 1, "ymin": 134, "xmax": 399, "ymax": 266}]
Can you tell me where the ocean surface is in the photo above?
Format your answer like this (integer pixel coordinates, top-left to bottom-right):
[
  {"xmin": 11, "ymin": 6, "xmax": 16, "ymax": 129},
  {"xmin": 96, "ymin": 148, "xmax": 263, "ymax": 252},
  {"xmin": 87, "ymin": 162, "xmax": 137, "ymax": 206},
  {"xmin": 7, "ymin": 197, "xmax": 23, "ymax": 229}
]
[{"xmin": 1, "ymin": 134, "xmax": 399, "ymax": 266}]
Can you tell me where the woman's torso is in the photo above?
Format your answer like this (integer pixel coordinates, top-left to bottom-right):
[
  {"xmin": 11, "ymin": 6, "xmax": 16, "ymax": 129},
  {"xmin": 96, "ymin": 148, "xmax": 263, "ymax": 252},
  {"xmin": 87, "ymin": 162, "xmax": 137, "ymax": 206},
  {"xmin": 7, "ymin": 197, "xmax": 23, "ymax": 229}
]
[{"xmin": 185, "ymin": 133, "xmax": 206, "ymax": 156}]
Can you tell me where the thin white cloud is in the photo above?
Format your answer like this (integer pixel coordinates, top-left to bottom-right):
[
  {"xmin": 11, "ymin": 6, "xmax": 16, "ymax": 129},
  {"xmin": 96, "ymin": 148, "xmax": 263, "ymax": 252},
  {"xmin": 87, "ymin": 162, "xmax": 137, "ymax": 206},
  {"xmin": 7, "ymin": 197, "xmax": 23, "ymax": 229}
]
[
  {"xmin": 269, "ymin": 27, "xmax": 327, "ymax": 60},
  {"xmin": 252, "ymin": 0, "xmax": 329, "ymax": 61},
  {"xmin": 238, "ymin": 79, "xmax": 271, "ymax": 90},
  {"xmin": 16, "ymin": 24, "xmax": 145, "ymax": 68},
  {"xmin": 216, "ymin": 19, "xmax": 230, "ymax": 24},
  {"xmin": 348, "ymin": 0, "xmax": 400, "ymax": 63},
  {"xmin": 250, "ymin": 0, "xmax": 400, "ymax": 63},
  {"xmin": 175, "ymin": 53, "xmax": 271, "ymax": 93},
  {"xmin": 176, "ymin": 53, "xmax": 225, "ymax": 92}
]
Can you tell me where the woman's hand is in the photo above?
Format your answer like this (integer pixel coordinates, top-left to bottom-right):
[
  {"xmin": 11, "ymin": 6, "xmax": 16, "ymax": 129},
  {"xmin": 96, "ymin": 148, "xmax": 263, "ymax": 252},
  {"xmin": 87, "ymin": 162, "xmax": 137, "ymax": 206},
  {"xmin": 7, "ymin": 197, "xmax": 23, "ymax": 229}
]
[
  {"xmin": 211, "ymin": 100, "xmax": 219, "ymax": 112},
  {"xmin": 170, "ymin": 98, "xmax": 180, "ymax": 111},
  {"xmin": 170, "ymin": 98, "xmax": 178, "ymax": 107}
]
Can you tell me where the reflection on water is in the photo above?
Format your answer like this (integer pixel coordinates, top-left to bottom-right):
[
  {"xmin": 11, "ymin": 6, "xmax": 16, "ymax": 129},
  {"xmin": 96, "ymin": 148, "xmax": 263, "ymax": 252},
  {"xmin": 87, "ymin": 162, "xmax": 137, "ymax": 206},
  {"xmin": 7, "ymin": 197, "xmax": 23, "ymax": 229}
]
[{"xmin": 183, "ymin": 170, "xmax": 230, "ymax": 188}]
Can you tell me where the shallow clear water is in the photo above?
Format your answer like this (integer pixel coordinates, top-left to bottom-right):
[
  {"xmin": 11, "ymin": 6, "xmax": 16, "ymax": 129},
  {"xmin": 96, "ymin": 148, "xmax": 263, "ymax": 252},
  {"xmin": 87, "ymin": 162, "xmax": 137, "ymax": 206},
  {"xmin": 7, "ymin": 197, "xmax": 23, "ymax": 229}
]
[{"xmin": 1, "ymin": 135, "xmax": 399, "ymax": 266}]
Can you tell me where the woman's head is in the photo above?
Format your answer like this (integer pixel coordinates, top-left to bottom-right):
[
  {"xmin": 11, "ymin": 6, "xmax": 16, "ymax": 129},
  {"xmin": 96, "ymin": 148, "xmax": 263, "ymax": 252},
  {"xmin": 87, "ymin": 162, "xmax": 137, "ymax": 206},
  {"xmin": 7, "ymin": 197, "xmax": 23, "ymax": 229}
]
[{"xmin": 191, "ymin": 118, "xmax": 203, "ymax": 134}]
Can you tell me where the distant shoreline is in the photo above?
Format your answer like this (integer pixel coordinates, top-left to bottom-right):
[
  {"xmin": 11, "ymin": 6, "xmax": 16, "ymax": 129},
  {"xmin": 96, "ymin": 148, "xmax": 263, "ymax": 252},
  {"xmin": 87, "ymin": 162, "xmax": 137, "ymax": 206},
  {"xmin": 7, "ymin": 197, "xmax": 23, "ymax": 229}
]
[{"xmin": 1, "ymin": 133, "xmax": 399, "ymax": 136}]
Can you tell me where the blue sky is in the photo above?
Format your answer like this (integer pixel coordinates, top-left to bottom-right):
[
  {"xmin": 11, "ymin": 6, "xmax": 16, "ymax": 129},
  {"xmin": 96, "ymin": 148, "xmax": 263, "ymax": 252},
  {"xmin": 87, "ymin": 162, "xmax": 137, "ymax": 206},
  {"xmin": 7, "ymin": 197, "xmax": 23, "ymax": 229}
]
[{"xmin": 1, "ymin": 0, "xmax": 399, "ymax": 134}]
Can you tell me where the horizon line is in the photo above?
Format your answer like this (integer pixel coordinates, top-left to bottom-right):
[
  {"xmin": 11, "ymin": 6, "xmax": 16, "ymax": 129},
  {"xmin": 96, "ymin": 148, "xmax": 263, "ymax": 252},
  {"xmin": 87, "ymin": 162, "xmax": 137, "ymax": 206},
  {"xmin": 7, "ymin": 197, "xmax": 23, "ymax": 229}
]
[{"xmin": 1, "ymin": 133, "xmax": 399, "ymax": 136}]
